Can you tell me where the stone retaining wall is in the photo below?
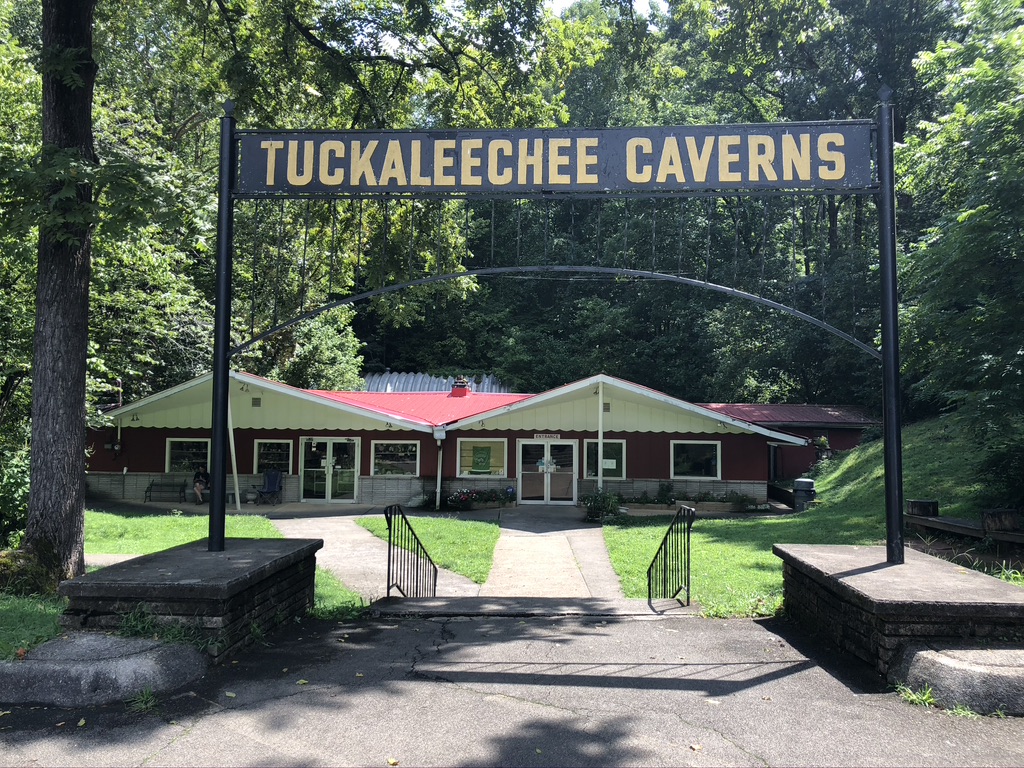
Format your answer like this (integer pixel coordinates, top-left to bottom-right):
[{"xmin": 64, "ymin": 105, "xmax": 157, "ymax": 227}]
[
  {"xmin": 60, "ymin": 539, "xmax": 322, "ymax": 664},
  {"xmin": 775, "ymin": 544, "xmax": 1024, "ymax": 678}
]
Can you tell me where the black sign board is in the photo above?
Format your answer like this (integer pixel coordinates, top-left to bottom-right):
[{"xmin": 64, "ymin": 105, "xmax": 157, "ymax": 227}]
[{"xmin": 236, "ymin": 122, "xmax": 874, "ymax": 196}]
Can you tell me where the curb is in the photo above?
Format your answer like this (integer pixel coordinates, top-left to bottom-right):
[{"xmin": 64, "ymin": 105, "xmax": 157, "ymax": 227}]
[
  {"xmin": 0, "ymin": 632, "xmax": 207, "ymax": 707},
  {"xmin": 889, "ymin": 640, "xmax": 1024, "ymax": 716}
]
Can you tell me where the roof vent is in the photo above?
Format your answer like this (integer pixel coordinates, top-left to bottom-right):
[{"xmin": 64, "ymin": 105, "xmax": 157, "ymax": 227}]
[{"xmin": 451, "ymin": 375, "xmax": 471, "ymax": 398}]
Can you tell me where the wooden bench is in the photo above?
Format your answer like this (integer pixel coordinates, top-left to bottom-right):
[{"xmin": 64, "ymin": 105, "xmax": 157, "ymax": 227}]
[
  {"xmin": 144, "ymin": 478, "xmax": 188, "ymax": 503},
  {"xmin": 905, "ymin": 502, "xmax": 1024, "ymax": 556}
]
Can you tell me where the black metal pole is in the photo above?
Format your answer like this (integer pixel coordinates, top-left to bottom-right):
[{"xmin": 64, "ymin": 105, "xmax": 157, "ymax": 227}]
[
  {"xmin": 877, "ymin": 86, "xmax": 904, "ymax": 564},
  {"xmin": 209, "ymin": 100, "xmax": 237, "ymax": 552}
]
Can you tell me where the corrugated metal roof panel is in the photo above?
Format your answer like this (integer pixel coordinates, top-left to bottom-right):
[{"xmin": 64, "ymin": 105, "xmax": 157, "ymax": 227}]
[
  {"xmin": 699, "ymin": 403, "xmax": 878, "ymax": 427},
  {"xmin": 363, "ymin": 372, "xmax": 512, "ymax": 393}
]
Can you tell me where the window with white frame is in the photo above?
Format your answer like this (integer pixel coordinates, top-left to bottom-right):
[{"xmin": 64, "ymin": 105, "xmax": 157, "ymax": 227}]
[
  {"xmin": 166, "ymin": 438, "xmax": 210, "ymax": 473},
  {"xmin": 584, "ymin": 440, "xmax": 626, "ymax": 479},
  {"xmin": 255, "ymin": 440, "xmax": 292, "ymax": 474},
  {"xmin": 371, "ymin": 441, "xmax": 420, "ymax": 476},
  {"xmin": 457, "ymin": 439, "xmax": 507, "ymax": 476},
  {"xmin": 671, "ymin": 441, "xmax": 721, "ymax": 479}
]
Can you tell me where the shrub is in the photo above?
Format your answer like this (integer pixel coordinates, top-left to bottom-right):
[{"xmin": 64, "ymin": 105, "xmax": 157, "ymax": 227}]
[
  {"xmin": 655, "ymin": 482, "xmax": 675, "ymax": 505},
  {"xmin": 582, "ymin": 489, "xmax": 620, "ymax": 522},
  {"xmin": 0, "ymin": 549, "xmax": 58, "ymax": 597},
  {"xmin": 0, "ymin": 447, "xmax": 30, "ymax": 548}
]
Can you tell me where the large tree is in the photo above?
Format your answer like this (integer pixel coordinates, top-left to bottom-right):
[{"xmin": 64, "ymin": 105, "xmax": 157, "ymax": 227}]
[{"xmin": 22, "ymin": 0, "xmax": 98, "ymax": 582}]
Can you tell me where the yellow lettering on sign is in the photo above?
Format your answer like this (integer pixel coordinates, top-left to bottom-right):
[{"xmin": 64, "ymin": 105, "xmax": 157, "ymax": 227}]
[
  {"xmin": 350, "ymin": 140, "xmax": 379, "ymax": 186},
  {"xmin": 287, "ymin": 140, "xmax": 315, "ymax": 186},
  {"xmin": 518, "ymin": 138, "xmax": 543, "ymax": 185},
  {"xmin": 656, "ymin": 136, "xmax": 686, "ymax": 183},
  {"xmin": 626, "ymin": 137, "xmax": 653, "ymax": 183},
  {"xmin": 577, "ymin": 138, "xmax": 599, "ymax": 184},
  {"xmin": 433, "ymin": 139, "xmax": 456, "ymax": 187},
  {"xmin": 548, "ymin": 138, "xmax": 571, "ymax": 184},
  {"xmin": 685, "ymin": 136, "xmax": 715, "ymax": 182},
  {"xmin": 409, "ymin": 140, "xmax": 431, "ymax": 186},
  {"xmin": 782, "ymin": 134, "xmax": 811, "ymax": 181},
  {"xmin": 261, "ymin": 140, "xmax": 285, "ymax": 186},
  {"xmin": 488, "ymin": 140, "xmax": 513, "ymax": 185},
  {"xmin": 748, "ymin": 135, "xmax": 778, "ymax": 182},
  {"xmin": 817, "ymin": 133, "xmax": 845, "ymax": 180},
  {"xmin": 718, "ymin": 135, "xmax": 741, "ymax": 182},
  {"xmin": 318, "ymin": 140, "xmax": 345, "ymax": 186},
  {"xmin": 378, "ymin": 140, "xmax": 407, "ymax": 186},
  {"xmin": 461, "ymin": 138, "xmax": 483, "ymax": 186}
]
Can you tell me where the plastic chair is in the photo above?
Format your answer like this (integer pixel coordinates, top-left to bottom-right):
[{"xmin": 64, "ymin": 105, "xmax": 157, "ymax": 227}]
[{"xmin": 253, "ymin": 469, "xmax": 283, "ymax": 505}]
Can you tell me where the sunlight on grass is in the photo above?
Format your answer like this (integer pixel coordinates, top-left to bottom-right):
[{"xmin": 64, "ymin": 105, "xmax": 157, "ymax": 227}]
[
  {"xmin": 357, "ymin": 515, "xmax": 500, "ymax": 584},
  {"xmin": 607, "ymin": 414, "xmax": 995, "ymax": 617},
  {"xmin": 84, "ymin": 509, "xmax": 283, "ymax": 554},
  {"xmin": 311, "ymin": 566, "xmax": 366, "ymax": 620},
  {"xmin": 605, "ymin": 505, "xmax": 886, "ymax": 617},
  {"xmin": 0, "ymin": 594, "xmax": 65, "ymax": 660}
]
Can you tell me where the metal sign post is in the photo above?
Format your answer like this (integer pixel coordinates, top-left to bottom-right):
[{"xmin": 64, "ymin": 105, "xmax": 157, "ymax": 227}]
[
  {"xmin": 876, "ymin": 86, "xmax": 905, "ymax": 564},
  {"xmin": 209, "ymin": 101, "xmax": 237, "ymax": 552}
]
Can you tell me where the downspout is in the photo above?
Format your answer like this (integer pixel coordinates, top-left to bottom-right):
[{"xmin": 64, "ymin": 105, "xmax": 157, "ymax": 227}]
[
  {"xmin": 597, "ymin": 379, "xmax": 604, "ymax": 492},
  {"xmin": 227, "ymin": 393, "xmax": 241, "ymax": 512},
  {"xmin": 434, "ymin": 428, "xmax": 445, "ymax": 511}
]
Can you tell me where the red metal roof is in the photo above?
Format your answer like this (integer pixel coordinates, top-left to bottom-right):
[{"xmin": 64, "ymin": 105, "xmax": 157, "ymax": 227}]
[
  {"xmin": 307, "ymin": 390, "xmax": 531, "ymax": 427},
  {"xmin": 698, "ymin": 403, "xmax": 878, "ymax": 428}
]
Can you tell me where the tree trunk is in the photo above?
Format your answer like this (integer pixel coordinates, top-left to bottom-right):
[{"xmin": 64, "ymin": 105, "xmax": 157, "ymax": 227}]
[{"xmin": 23, "ymin": 0, "xmax": 98, "ymax": 583}]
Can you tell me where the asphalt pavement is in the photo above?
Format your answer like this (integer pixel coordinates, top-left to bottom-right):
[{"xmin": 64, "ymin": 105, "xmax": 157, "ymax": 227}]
[
  {"xmin": 4, "ymin": 611, "xmax": 1024, "ymax": 767},
  {"xmin": 3, "ymin": 504, "xmax": 1024, "ymax": 766}
]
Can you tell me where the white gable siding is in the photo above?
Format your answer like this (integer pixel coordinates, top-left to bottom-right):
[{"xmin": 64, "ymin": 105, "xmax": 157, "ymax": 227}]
[
  {"xmin": 455, "ymin": 395, "xmax": 746, "ymax": 434},
  {"xmin": 119, "ymin": 381, "xmax": 414, "ymax": 431}
]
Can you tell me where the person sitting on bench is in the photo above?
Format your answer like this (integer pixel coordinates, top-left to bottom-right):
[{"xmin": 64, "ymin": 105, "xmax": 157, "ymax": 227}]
[{"xmin": 193, "ymin": 465, "xmax": 211, "ymax": 504}]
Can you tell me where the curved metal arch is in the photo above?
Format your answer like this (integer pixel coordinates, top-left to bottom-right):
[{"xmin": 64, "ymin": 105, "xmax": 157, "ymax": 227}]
[{"xmin": 231, "ymin": 265, "xmax": 881, "ymax": 361}]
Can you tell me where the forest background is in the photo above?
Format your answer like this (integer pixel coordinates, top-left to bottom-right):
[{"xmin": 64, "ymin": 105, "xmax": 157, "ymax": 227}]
[{"xmin": 2, "ymin": 0, "xmax": 1024, "ymax": 553}]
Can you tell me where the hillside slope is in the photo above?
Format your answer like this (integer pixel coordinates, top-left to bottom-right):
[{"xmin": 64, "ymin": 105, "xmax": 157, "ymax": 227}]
[{"xmin": 813, "ymin": 414, "xmax": 986, "ymax": 521}]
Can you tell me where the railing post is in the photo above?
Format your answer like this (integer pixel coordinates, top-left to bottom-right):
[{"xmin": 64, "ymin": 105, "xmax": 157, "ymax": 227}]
[
  {"xmin": 383, "ymin": 504, "xmax": 438, "ymax": 599},
  {"xmin": 647, "ymin": 505, "xmax": 694, "ymax": 605}
]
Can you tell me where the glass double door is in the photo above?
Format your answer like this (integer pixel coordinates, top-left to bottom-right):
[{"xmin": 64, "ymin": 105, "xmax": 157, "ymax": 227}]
[
  {"xmin": 519, "ymin": 440, "xmax": 577, "ymax": 504},
  {"xmin": 302, "ymin": 438, "xmax": 359, "ymax": 502}
]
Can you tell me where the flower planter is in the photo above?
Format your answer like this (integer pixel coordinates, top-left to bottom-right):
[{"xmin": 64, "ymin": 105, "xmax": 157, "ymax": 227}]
[{"xmin": 621, "ymin": 504, "xmax": 677, "ymax": 517}]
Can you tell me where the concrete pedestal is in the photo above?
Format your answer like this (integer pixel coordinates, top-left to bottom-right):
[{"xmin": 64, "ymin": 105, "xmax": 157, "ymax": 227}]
[
  {"xmin": 774, "ymin": 544, "xmax": 1024, "ymax": 677},
  {"xmin": 60, "ymin": 538, "xmax": 323, "ymax": 663}
]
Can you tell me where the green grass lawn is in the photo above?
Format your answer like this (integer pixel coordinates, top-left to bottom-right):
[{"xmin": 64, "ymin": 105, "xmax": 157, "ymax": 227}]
[
  {"xmin": 0, "ymin": 593, "xmax": 64, "ymax": 661},
  {"xmin": 0, "ymin": 509, "xmax": 364, "ymax": 660},
  {"xmin": 606, "ymin": 413, "xmax": 1001, "ymax": 617},
  {"xmin": 0, "ymin": 414, "xmax": 1010, "ymax": 655},
  {"xmin": 356, "ymin": 515, "xmax": 500, "ymax": 584},
  {"xmin": 84, "ymin": 509, "xmax": 284, "ymax": 554}
]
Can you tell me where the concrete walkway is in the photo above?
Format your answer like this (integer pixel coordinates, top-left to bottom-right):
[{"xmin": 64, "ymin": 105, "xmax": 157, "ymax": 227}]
[{"xmin": 266, "ymin": 504, "xmax": 631, "ymax": 605}]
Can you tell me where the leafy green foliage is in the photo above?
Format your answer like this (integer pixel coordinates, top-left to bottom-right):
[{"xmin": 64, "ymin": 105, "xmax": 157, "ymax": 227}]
[
  {"xmin": 0, "ymin": 447, "xmax": 30, "ymax": 547},
  {"xmin": 894, "ymin": 683, "xmax": 937, "ymax": 708},
  {"xmin": 124, "ymin": 688, "xmax": 159, "ymax": 714},
  {"xmin": 900, "ymin": 0, "xmax": 1024, "ymax": 503}
]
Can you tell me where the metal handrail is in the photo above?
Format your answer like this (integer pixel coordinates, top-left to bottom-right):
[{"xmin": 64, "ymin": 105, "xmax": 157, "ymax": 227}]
[
  {"xmin": 384, "ymin": 504, "xmax": 438, "ymax": 598},
  {"xmin": 646, "ymin": 505, "xmax": 696, "ymax": 605}
]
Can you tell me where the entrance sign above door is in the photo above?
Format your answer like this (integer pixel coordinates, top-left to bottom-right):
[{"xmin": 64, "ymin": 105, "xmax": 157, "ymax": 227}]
[{"xmin": 236, "ymin": 122, "xmax": 874, "ymax": 197}]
